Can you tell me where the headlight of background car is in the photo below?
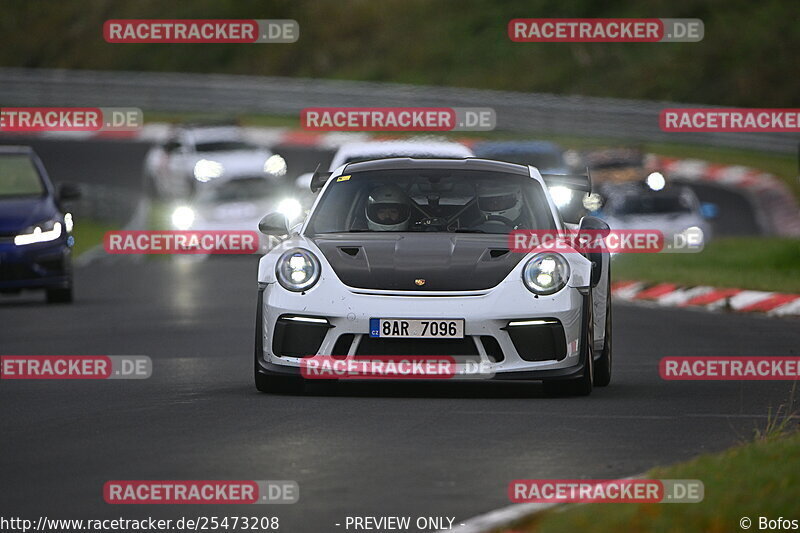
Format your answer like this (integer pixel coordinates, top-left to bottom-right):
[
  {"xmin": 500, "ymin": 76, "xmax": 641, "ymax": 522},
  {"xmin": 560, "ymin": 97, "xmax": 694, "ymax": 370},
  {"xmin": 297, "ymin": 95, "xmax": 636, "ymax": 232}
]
[
  {"xmin": 276, "ymin": 248, "xmax": 321, "ymax": 292},
  {"xmin": 193, "ymin": 159, "xmax": 224, "ymax": 182},
  {"xmin": 264, "ymin": 154, "xmax": 287, "ymax": 176},
  {"xmin": 14, "ymin": 219, "xmax": 63, "ymax": 246},
  {"xmin": 548, "ymin": 186, "xmax": 573, "ymax": 209},
  {"xmin": 522, "ymin": 252, "xmax": 570, "ymax": 295},
  {"xmin": 171, "ymin": 206, "xmax": 195, "ymax": 230},
  {"xmin": 277, "ymin": 198, "xmax": 302, "ymax": 222}
]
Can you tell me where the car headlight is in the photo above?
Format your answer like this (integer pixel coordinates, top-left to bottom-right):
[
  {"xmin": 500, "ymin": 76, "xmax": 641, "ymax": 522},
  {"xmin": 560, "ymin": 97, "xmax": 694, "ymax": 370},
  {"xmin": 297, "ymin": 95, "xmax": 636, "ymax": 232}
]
[
  {"xmin": 171, "ymin": 206, "xmax": 195, "ymax": 230},
  {"xmin": 264, "ymin": 154, "xmax": 287, "ymax": 176},
  {"xmin": 193, "ymin": 159, "xmax": 224, "ymax": 182},
  {"xmin": 14, "ymin": 219, "xmax": 62, "ymax": 246},
  {"xmin": 276, "ymin": 248, "xmax": 321, "ymax": 292},
  {"xmin": 522, "ymin": 252, "xmax": 570, "ymax": 295}
]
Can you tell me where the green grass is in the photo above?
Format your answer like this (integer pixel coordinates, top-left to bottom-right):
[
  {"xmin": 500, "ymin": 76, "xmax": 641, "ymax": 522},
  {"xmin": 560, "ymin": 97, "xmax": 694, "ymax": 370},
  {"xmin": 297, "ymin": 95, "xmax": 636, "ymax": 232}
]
[
  {"xmin": 502, "ymin": 394, "xmax": 800, "ymax": 533},
  {"xmin": 612, "ymin": 237, "xmax": 800, "ymax": 293},
  {"xmin": 70, "ymin": 218, "xmax": 117, "ymax": 257}
]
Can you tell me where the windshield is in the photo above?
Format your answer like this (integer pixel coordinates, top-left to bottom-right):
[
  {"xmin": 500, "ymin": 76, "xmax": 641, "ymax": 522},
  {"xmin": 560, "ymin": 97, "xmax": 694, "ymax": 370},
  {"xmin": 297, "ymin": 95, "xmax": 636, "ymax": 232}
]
[
  {"xmin": 609, "ymin": 193, "xmax": 694, "ymax": 216},
  {"xmin": 195, "ymin": 141, "xmax": 258, "ymax": 152},
  {"xmin": 307, "ymin": 169, "xmax": 555, "ymax": 234},
  {"xmin": 195, "ymin": 177, "xmax": 284, "ymax": 204},
  {"xmin": 0, "ymin": 155, "xmax": 45, "ymax": 197}
]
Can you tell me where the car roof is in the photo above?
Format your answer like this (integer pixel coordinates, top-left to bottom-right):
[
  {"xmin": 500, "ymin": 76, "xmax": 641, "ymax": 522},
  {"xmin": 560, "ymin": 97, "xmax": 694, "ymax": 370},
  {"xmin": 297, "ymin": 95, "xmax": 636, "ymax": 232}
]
[{"xmin": 344, "ymin": 157, "xmax": 531, "ymax": 176}]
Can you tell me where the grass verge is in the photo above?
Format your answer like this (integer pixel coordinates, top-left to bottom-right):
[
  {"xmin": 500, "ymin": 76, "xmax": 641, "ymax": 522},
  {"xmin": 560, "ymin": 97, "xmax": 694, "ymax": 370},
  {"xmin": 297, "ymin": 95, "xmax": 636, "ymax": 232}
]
[
  {"xmin": 501, "ymin": 388, "xmax": 800, "ymax": 533},
  {"xmin": 611, "ymin": 237, "xmax": 800, "ymax": 293},
  {"xmin": 71, "ymin": 218, "xmax": 117, "ymax": 257}
]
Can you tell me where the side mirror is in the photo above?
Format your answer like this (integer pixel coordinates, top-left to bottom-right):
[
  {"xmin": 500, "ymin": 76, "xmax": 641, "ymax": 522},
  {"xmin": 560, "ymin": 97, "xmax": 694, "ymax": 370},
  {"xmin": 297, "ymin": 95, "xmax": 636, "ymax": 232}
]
[
  {"xmin": 258, "ymin": 212, "xmax": 290, "ymax": 235},
  {"xmin": 578, "ymin": 216, "xmax": 610, "ymax": 287},
  {"xmin": 58, "ymin": 183, "xmax": 81, "ymax": 202},
  {"xmin": 578, "ymin": 215, "xmax": 610, "ymax": 235}
]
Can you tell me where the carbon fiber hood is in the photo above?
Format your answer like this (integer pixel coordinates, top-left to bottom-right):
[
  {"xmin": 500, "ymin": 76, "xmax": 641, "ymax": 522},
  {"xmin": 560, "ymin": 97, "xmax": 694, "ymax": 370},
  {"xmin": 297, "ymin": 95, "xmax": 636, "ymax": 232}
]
[{"xmin": 312, "ymin": 233, "xmax": 524, "ymax": 291}]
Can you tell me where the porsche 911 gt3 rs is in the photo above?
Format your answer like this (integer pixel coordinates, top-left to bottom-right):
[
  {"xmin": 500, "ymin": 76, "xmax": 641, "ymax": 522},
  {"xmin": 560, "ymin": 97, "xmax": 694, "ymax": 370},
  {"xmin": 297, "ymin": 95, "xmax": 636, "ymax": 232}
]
[{"xmin": 254, "ymin": 158, "xmax": 612, "ymax": 396}]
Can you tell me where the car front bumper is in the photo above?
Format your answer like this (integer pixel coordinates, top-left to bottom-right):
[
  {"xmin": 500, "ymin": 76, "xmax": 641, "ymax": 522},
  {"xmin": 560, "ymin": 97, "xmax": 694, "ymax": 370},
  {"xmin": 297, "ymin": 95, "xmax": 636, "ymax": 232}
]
[
  {"xmin": 0, "ymin": 239, "xmax": 72, "ymax": 291},
  {"xmin": 256, "ymin": 276, "xmax": 590, "ymax": 381}
]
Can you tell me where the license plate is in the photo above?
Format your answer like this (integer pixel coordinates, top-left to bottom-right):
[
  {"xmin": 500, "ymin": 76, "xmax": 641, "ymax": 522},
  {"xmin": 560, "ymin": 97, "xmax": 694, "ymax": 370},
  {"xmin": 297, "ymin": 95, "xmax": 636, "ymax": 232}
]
[{"xmin": 370, "ymin": 318, "xmax": 464, "ymax": 339}]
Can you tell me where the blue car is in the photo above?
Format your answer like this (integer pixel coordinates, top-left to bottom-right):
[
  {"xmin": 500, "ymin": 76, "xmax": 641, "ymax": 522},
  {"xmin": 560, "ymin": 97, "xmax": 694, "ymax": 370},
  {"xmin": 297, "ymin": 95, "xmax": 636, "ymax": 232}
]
[
  {"xmin": 0, "ymin": 146, "xmax": 78, "ymax": 303},
  {"xmin": 471, "ymin": 141, "xmax": 570, "ymax": 175}
]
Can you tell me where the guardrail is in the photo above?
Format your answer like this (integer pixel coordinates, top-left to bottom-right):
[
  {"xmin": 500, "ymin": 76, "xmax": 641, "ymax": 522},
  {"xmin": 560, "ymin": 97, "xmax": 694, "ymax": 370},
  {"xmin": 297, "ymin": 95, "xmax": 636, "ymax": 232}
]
[{"xmin": 1, "ymin": 67, "xmax": 798, "ymax": 153}]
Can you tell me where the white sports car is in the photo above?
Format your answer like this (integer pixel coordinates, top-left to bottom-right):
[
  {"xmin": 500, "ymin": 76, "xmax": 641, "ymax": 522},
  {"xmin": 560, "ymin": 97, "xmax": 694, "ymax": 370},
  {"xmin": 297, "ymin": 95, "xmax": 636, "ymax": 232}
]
[
  {"xmin": 255, "ymin": 158, "xmax": 612, "ymax": 396},
  {"xmin": 145, "ymin": 124, "xmax": 287, "ymax": 198},
  {"xmin": 169, "ymin": 175, "xmax": 304, "ymax": 254},
  {"xmin": 293, "ymin": 139, "xmax": 474, "ymax": 192}
]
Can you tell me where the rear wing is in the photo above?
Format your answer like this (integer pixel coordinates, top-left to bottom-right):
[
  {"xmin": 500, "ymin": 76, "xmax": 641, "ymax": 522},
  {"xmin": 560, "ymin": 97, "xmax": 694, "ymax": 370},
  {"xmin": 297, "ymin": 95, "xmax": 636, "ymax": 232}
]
[
  {"xmin": 540, "ymin": 168, "xmax": 592, "ymax": 193},
  {"xmin": 310, "ymin": 164, "xmax": 333, "ymax": 193}
]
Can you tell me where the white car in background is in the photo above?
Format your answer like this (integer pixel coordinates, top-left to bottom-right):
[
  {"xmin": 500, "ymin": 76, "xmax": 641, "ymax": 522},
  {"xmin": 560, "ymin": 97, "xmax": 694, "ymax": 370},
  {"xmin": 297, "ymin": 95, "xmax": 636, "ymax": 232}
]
[
  {"xmin": 328, "ymin": 140, "xmax": 474, "ymax": 171},
  {"xmin": 145, "ymin": 124, "xmax": 287, "ymax": 198},
  {"xmin": 295, "ymin": 140, "xmax": 474, "ymax": 192},
  {"xmin": 170, "ymin": 175, "xmax": 303, "ymax": 253},
  {"xmin": 597, "ymin": 182, "xmax": 713, "ymax": 250}
]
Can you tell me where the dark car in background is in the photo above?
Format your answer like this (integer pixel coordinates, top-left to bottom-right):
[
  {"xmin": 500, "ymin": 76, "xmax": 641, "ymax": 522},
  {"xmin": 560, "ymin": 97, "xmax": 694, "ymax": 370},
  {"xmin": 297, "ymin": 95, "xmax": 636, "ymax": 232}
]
[
  {"xmin": 472, "ymin": 141, "xmax": 570, "ymax": 174},
  {"xmin": 0, "ymin": 146, "xmax": 78, "ymax": 303}
]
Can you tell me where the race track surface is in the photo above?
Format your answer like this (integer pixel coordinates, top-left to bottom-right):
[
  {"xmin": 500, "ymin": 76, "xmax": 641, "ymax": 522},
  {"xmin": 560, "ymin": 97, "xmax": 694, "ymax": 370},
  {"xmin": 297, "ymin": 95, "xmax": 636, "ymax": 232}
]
[
  {"xmin": 1, "ymin": 256, "xmax": 797, "ymax": 530},
  {"xmin": 0, "ymin": 138, "xmax": 796, "ymax": 530}
]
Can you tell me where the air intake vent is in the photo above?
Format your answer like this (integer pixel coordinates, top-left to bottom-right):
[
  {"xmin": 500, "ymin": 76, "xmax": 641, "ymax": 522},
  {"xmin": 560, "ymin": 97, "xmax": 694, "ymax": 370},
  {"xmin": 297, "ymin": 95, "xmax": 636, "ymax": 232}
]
[{"xmin": 339, "ymin": 247, "xmax": 360, "ymax": 257}]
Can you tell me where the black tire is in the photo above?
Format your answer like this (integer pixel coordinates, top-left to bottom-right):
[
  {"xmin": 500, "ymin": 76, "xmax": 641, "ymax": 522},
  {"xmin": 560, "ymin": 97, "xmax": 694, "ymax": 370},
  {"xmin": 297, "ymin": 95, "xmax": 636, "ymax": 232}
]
[
  {"xmin": 46, "ymin": 286, "xmax": 73, "ymax": 304},
  {"xmin": 593, "ymin": 279, "xmax": 613, "ymax": 387},
  {"xmin": 543, "ymin": 295, "xmax": 594, "ymax": 397}
]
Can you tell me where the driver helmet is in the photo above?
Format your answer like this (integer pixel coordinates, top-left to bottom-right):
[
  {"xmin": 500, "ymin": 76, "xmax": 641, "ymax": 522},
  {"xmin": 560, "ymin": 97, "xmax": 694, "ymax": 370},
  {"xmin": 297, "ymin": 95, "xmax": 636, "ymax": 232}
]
[
  {"xmin": 477, "ymin": 183, "xmax": 522, "ymax": 222},
  {"xmin": 366, "ymin": 185, "xmax": 411, "ymax": 231}
]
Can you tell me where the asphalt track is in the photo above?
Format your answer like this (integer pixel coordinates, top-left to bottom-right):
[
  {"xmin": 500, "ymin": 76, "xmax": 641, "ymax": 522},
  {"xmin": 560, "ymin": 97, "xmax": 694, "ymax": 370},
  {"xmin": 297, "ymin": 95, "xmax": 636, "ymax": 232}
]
[{"xmin": 0, "ymin": 138, "xmax": 797, "ymax": 532}]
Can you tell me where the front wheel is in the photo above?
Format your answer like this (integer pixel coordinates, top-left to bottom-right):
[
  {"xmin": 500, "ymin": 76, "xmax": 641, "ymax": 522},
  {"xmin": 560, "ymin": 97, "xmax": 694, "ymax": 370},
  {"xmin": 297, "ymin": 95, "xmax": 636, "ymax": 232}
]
[{"xmin": 593, "ymin": 279, "xmax": 613, "ymax": 387}]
